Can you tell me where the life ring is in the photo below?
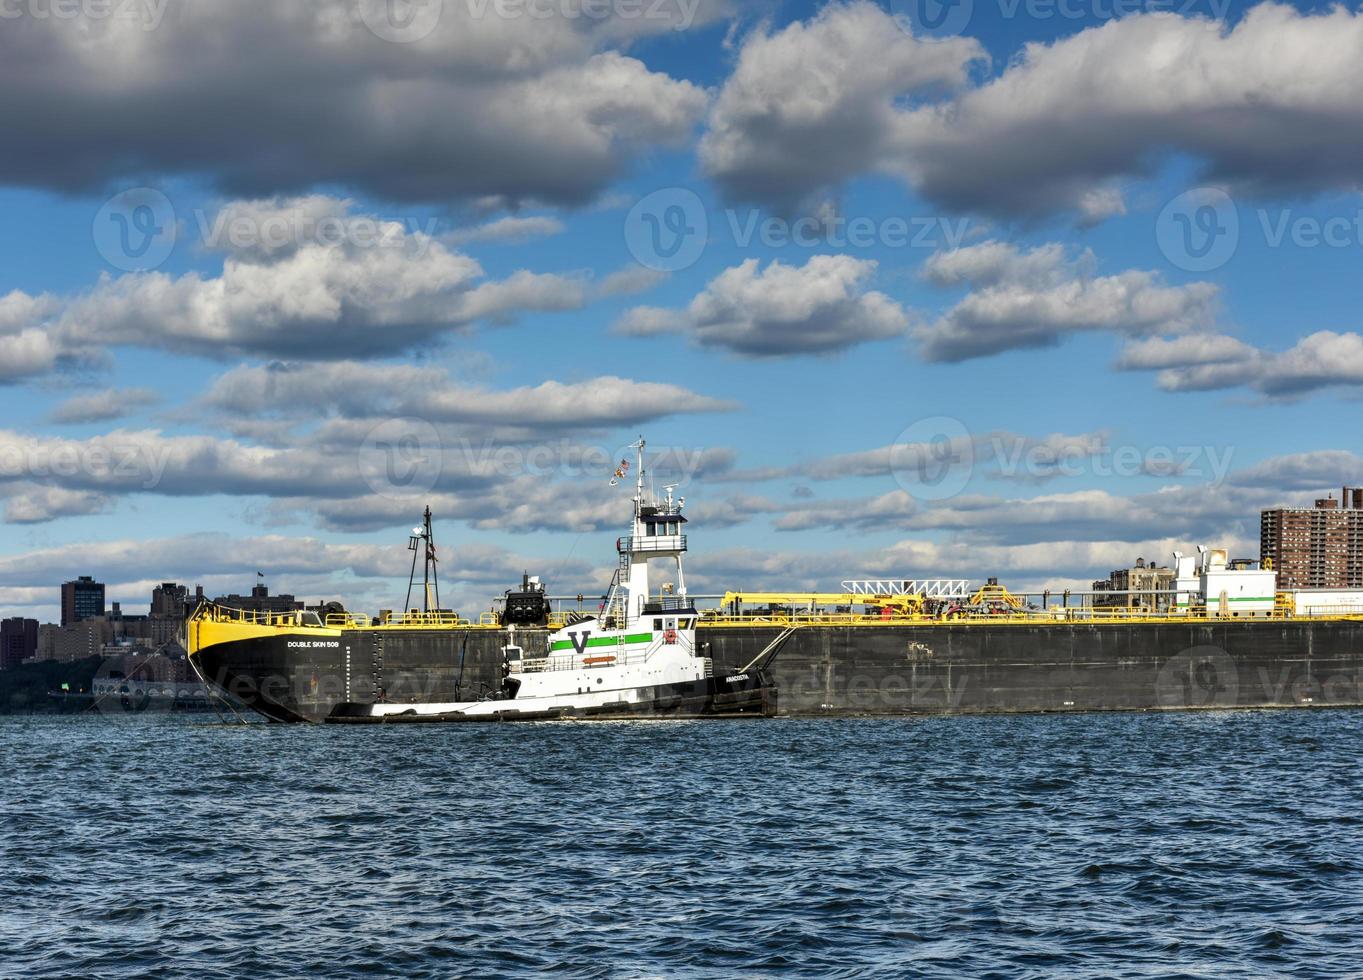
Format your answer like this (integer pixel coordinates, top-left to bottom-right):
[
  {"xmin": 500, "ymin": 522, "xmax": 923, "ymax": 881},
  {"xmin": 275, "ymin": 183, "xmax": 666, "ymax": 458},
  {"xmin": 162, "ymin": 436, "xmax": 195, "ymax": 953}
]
[{"xmin": 663, "ymin": 629, "xmax": 678, "ymax": 644}]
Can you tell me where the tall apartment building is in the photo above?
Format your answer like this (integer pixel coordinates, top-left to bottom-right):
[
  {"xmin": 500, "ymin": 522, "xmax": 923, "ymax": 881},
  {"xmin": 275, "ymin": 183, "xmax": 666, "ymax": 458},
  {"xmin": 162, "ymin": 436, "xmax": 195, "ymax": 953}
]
[
  {"xmin": 151, "ymin": 583, "xmax": 189, "ymax": 619},
  {"xmin": 147, "ymin": 582, "xmax": 193, "ymax": 644},
  {"xmin": 61, "ymin": 575, "xmax": 106, "ymax": 626},
  {"xmin": 1260, "ymin": 488, "xmax": 1363, "ymax": 589},
  {"xmin": 0, "ymin": 617, "xmax": 38, "ymax": 670},
  {"xmin": 37, "ymin": 620, "xmax": 114, "ymax": 663}
]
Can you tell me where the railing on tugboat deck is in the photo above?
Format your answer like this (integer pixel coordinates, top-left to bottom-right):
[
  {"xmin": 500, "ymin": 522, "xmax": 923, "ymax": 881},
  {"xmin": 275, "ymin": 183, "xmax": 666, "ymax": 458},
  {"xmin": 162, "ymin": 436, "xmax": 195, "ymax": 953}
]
[
  {"xmin": 511, "ymin": 647, "xmax": 651, "ymax": 674},
  {"xmin": 618, "ymin": 535, "xmax": 686, "ymax": 553},
  {"xmin": 642, "ymin": 597, "xmax": 697, "ymax": 613}
]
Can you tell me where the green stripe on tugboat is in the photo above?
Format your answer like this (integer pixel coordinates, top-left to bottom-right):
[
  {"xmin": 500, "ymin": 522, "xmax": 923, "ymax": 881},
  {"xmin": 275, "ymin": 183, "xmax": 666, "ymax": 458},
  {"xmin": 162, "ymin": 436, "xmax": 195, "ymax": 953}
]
[{"xmin": 550, "ymin": 632, "xmax": 654, "ymax": 651}]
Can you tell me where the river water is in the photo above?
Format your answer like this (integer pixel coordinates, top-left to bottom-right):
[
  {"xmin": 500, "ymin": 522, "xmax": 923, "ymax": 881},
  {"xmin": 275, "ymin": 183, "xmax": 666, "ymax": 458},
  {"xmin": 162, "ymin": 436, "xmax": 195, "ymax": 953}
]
[{"xmin": 1, "ymin": 710, "xmax": 1359, "ymax": 977}]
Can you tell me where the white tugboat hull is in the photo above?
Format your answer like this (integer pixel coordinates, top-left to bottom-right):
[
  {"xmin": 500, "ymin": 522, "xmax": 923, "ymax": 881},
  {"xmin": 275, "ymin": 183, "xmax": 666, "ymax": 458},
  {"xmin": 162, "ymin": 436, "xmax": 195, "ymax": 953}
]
[{"xmin": 325, "ymin": 669, "xmax": 775, "ymax": 723}]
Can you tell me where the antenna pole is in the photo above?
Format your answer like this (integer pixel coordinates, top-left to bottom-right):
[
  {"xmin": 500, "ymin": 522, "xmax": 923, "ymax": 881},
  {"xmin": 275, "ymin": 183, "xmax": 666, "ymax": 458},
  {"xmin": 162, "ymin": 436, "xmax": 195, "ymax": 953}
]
[
  {"xmin": 635, "ymin": 436, "xmax": 646, "ymax": 513},
  {"xmin": 427, "ymin": 506, "xmax": 440, "ymax": 612},
  {"xmin": 404, "ymin": 531, "xmax": 420, "ymax": 613},
  {"xmin": 422, "ymin": 506, "xmax": 433, "ymax": 614}
]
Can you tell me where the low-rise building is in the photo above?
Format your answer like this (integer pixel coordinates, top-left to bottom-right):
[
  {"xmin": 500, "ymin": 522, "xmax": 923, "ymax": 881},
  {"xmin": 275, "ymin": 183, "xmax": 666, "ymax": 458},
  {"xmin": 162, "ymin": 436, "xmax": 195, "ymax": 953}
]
[
  {"xmin": 212, "ymin": 584, "xmax": 301, "ymax": 614},
  {"xmin": 37, "ymin": 619, "xmax": 114, "ymax": 662},
  {"xmin": 1091, "ymin": 558, "xmax": 1176, "ymax": 611}
]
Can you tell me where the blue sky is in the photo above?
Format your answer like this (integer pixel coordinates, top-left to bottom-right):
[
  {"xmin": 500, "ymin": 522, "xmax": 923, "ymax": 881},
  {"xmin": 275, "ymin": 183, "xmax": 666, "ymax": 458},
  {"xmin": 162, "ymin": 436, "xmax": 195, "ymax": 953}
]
[{"xmin": 0, "ymin": 0, "xmax": 1360, "ymax": 621}]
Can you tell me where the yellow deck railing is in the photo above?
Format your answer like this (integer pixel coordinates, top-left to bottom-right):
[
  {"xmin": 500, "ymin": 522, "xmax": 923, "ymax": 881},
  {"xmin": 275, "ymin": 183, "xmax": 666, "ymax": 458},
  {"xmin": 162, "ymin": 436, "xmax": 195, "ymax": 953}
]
[
  {"xmin": 189, "ymin": 599, "xmax": 1363, "ymax": 633},
  {"xmin": 694, "ymin": 608, "xmax": 1363, "ymax": 628},
  {"xmin": 189, "ymin": 602, "xmax": 503, "ymax": 631}
]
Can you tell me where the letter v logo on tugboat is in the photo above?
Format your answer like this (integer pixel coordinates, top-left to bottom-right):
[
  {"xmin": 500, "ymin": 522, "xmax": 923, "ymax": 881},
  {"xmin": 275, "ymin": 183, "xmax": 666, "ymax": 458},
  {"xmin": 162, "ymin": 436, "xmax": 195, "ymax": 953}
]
[{"xmin": 569, "ymin": 631, "xmax": 592, "ymax": 656}]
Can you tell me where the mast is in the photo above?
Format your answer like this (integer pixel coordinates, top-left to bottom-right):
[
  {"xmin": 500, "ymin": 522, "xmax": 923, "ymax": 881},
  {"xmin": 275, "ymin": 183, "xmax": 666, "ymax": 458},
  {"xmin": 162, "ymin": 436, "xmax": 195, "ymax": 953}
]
[
  {"xmin": 596, "ymin": 436, "xmax": 692, "ymax": 630},
  {"xmin": 634, "ymin": 436, "xmax": 646, "ymax": 517},
  {"xmin": 425, "ymin": 506, "xmax": 440, "ymax": 612},
  {"xmin": 404, "ymin": 506, "xmax": 440, "ymax": 614}
]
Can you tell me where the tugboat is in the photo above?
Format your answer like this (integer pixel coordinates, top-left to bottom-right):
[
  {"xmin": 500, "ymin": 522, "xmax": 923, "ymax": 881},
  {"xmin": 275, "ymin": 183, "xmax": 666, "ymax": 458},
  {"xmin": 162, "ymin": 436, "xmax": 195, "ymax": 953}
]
[
  {"xmin": 322, "ymin": 438, "xmax": 776, "ymax": 723},
  {"xmin": 189, "ymin": 436, "xmax": 779, "ymax": 719}
]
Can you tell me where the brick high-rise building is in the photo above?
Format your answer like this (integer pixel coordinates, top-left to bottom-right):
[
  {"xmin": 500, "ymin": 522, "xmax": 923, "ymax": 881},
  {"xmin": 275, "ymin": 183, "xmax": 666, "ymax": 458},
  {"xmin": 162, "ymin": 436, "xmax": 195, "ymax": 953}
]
[
  {"xmin": 149, "ymin": 582, "xmax": 192, "ymax": 644},
  {"xmin": 61, "ymin": 575, "xmax": 106, "ymax": 626},
  {"xmin": 0, "ymin": 617, "xmax": 39, "ymax": 670},
  {"xmin": 1260, "ymin": 488, "xmax": 1363, "ymax": 589}
]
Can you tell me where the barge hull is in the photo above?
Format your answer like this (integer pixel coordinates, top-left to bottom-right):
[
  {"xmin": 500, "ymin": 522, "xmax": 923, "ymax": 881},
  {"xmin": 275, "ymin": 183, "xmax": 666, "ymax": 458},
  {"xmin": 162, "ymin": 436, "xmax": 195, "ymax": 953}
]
[
  {"xmin": 194, "ymin": 619, "xmax": 1363, "ymax": 722},
  {"xmin": 703, "ymin": 620, "xmax": 1363, "ymax": 714}
]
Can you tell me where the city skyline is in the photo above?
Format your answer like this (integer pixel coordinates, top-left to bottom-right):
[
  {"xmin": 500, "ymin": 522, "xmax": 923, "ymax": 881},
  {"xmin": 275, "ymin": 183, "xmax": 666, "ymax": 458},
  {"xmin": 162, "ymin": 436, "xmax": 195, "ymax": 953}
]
[{"xmin": 3, "ymin": 0, "xmax": 1363, "ymax": 623}]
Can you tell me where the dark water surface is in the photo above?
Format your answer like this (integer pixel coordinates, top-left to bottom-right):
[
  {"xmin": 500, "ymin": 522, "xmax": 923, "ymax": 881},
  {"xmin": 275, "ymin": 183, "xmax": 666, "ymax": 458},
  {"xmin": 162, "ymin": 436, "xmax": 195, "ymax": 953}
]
[{"xmin": 2, "ymin": 711, "xmax": 1361, "ymax": 978}]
